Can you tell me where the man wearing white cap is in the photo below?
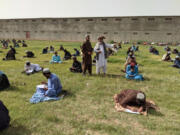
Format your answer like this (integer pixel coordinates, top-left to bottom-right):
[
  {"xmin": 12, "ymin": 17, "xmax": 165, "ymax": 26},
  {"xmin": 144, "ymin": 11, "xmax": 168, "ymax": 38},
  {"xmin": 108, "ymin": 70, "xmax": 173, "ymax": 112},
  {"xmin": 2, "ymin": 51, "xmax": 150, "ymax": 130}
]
[
  {"xmin": 94, "ymin": 36, "xmax": 114, "ymax": 75},
  {"xmin": 24, "ymin": 61, "xmax": 42, "ymax": 75},
  {"xmin": 172, "ymin": 56, "xmax": 180, "ymax": 68},
  {"xmin": 36, "ymin": 68, "xmax": 62, "ymax": 97},
  {"xmin": 114, "ymin": 89, "xmax": 146, "ymax": 113}
]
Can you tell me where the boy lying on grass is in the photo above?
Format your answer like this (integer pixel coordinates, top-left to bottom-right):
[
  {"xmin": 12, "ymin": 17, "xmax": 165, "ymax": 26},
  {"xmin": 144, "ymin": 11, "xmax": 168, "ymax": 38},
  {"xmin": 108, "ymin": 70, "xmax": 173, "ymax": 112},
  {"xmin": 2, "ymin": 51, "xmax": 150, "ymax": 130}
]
[
  {"xmin": 114, "ymin": 89, "xmax": 159, "ymax": 115},
  {"xmin": 22, "ymin": 61, "xmax": 42, "ymax": 75}
]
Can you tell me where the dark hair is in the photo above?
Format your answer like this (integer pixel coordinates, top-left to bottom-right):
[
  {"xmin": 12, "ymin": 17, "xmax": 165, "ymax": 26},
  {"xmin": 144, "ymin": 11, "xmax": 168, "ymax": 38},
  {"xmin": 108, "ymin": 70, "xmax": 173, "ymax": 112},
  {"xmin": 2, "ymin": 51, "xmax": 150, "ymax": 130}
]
[
  {"xmin": 43, "ymin": 72, "xmax": 51, "ymax": 76},
  {"xmin": 26, "ymin": 62, "xmax": 30, "ymax": 66}
]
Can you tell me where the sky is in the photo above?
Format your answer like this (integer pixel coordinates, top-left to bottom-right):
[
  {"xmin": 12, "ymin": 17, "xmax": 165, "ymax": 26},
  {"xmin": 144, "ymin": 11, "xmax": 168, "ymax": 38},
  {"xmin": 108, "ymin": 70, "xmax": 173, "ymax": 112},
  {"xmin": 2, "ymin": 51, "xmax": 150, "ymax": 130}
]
[{"xmin": 0, "ymin": 0, "xmax": 180, "ymax": 19}]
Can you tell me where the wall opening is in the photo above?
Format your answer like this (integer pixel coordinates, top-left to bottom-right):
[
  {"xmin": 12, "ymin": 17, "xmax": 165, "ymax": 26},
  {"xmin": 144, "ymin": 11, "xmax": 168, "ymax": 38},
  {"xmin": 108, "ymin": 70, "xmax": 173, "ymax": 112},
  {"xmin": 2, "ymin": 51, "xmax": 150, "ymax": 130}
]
[
  {"xmin": 148, "ymin": 18, "xmax": 155, "ymax": 21},
  {"xmin": 26, "ymin": 31, "xmax": 30, "ymax": 39},
  {"xmin": 165, "ymin": 18, "xmax": 172, "ymax": 21},
  {"xmin": 133, "ymin": 32, "xmax": 138, "ymax": 35},
  {"xmin": 102, "ymin": 19, "xmax": 107, "ymax": 21},
  {"xmin": 132, "ymin": 18, "xmax": 138, "ymax": 21},
  {"xmin": 88, "ymin": 19, "xmax": 93, "ymax": 21},
  {"xmin": 75, "ymin": 19, "xmax": 80, "ymax": 21},
  {"xmin": 115, "ymin": 18, "xmax": 122, "ymax": 21}
]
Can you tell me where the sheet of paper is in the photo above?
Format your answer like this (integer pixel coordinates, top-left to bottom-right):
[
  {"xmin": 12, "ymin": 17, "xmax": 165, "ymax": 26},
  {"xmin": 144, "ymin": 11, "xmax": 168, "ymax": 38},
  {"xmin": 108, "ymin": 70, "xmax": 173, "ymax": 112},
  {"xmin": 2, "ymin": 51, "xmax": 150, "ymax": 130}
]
[
  {"xmin": 37, "ymin": 85, "xmax": 46, "ymax": 89},
  {"xmin": 124, "ymin": 109, "xmax": 140, "ymax": 114},
  {"xmin": 26, "ymin": 69, "xmax": 34, "ymax": 73}
]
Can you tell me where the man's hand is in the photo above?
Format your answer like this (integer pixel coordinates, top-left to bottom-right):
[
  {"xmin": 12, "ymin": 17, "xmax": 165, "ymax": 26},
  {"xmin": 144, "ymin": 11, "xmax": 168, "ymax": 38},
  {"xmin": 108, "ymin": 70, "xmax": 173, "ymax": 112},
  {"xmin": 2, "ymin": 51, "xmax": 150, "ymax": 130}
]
[
  {"xmin": 88, "ymin": 52, "xmax": 92, "ymax": 55},
  {"xmin": 41, "ymin": 82, "xmax": 47, "ymax": 84},
  {"xmin": 98, "ymin": 51, "xmax": 102, "ymax": 54},
  {"xmin": 43, "ymin": 87, "xmax": 48, "ymax": 91},
  {"xmin": 137, "ymin": 106, "xmax": 144, "ymax": 113}
]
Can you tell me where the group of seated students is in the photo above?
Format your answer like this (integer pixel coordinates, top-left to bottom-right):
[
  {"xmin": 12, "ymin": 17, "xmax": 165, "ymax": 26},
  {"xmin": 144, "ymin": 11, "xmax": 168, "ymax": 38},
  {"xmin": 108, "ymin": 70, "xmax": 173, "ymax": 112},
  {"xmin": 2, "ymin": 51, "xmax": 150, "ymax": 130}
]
[
  {"xmin": 124, "ymin": 47, "xmax": 144, "ymax": 81},
  {"xmin": 164, "ymin": 45, "xmax": 171, "ymax": 51},
  {"xmin": 107, "ymin": 45, "xmax": 119, "ymax": 56},
  {"xmin": 42, "ymin": 46, "xmax": 55, "ymax": 54},
  {"xmin": 131, "ymin": 44, "xmax": 139, "ymax": 52},
  {"xmin": 126, "ymin": 45, "xmax": 138, "ymax": 56},
  {"xmin": 12, "ymin": 39, "xmax": 27, "ymax": 48},
  {"xmin": 1, "ymin": 39, "xmax": 9, "ymax": 49},
  {"xmin": 2, "ymin": 46, "xmax": 35, "ymax": 60},
  {"xmin": 161, "ymin": 46, "xmax": 180, "ymax": 69},
  {"xmin": 106, "ymin": 42, "xmax": 121, "ymax": 56},
  {"xmin": 0, "ymin": 41, "xmax": 167, "ymax": 130},
  {"xmin": 16, "ymin": 40, "xmax": 28, "ymax": 47},
  {"xmin": 48, "ymin": 46, "xmax": 82, "ymax": 73},
  {"xmin": 149, "ymin": 46, "xmax": 159, "ymax": 55},
  {"xmin": 12, "ymin": 39, "xmax": 20, "ymax": 48},
  {"xmin": 43, "ymin": 45, "xmax": 80, "ymax": 63}
]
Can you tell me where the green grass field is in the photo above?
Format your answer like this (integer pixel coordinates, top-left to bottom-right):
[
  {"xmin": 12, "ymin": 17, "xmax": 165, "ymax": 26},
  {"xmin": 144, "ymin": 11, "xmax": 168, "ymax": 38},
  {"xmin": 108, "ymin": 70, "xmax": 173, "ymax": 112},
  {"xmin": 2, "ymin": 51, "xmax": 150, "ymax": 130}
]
[{"xmin": 0, "ymin": 40, "xmax": 180, "ymax": 135}]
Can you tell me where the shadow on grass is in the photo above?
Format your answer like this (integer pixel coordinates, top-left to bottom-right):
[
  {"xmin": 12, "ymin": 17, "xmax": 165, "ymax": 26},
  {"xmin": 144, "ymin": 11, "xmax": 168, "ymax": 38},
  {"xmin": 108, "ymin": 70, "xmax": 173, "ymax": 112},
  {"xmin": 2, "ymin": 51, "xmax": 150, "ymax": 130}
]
[
  {"xmin": 105, "ymin": 74, "xmax": 122, "ymax": 78},
  {"xmin": 23, "ymin": 56, "xmax": 36, "ymax": 58},
  {"xmin": 143, "ymin": 77, "xmax": 151, "ymax": 81},
  {"xmin": 121, "ymin": 76, "xmax": 151, "ymax": 82},
  {"xmin": 60, "ymin": 90, "xmax": 76, "ymax": 99},
  {"xmin": 138, "ymin": 64, "xmax": 144, "ymax": 67},
  {"xmin": 4, "ymin": 86, "xmax": 20, "ymax": 91},
  {"xmin": 2, "ymin": 59, "xmax": 23, "ymax": 62},
  {"xmin": 43, "ymin": 60, "xmax": 49, "ymax": 63},
  {"xmin": 148, "ymin": 109, "xmax": 164, "ymax": 117},
  {"xmin": 1, "ymin": 123, "xmax": 31, "ymax": 135},
  {"xmin": 138, "ymin": 70, "xmax": 143, "ymax": 73},
  {"xmin": 91, "ymin": 74, "xmax": 122, "ymax": 78}
]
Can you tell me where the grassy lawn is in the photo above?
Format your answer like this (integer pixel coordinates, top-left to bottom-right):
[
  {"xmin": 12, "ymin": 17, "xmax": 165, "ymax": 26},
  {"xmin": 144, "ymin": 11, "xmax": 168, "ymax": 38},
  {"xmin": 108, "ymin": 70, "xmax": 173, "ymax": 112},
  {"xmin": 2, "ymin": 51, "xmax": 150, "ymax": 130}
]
[{"xmin": 0, "ymin": 40, "xmax": 180, "ymax": 135}]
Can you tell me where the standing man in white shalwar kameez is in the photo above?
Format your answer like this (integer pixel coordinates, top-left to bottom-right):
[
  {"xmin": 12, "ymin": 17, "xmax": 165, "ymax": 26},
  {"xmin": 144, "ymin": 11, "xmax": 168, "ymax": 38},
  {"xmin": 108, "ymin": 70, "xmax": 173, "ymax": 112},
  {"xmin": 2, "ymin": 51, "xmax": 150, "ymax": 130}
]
[{"xmin": 94, "ymin": 36, "xmax": 114, "ymax": 75}]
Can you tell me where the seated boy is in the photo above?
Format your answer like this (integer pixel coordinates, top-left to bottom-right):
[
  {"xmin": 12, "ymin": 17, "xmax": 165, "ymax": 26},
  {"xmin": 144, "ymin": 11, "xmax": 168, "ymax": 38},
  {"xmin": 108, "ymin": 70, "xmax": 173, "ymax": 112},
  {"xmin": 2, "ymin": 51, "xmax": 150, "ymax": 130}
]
[
  {"xmin": 125, "ymin": 63, "xmax": 144, "ymax": 81},
  {"xmin": 70, "ymin": 56, "xmax": 82, "ymax": 73},
  {"xmin": 50, "ymin": 52, "xmax": 62, "ymax": 64}
]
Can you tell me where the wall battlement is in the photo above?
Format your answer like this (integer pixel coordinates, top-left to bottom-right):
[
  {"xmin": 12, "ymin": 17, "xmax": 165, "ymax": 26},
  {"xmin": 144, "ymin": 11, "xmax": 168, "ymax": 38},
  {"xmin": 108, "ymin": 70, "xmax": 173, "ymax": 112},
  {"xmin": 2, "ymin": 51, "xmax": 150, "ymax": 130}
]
[{"xmin": 0, "ymin": 16, "xmax": 180, "ymax": 42}]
